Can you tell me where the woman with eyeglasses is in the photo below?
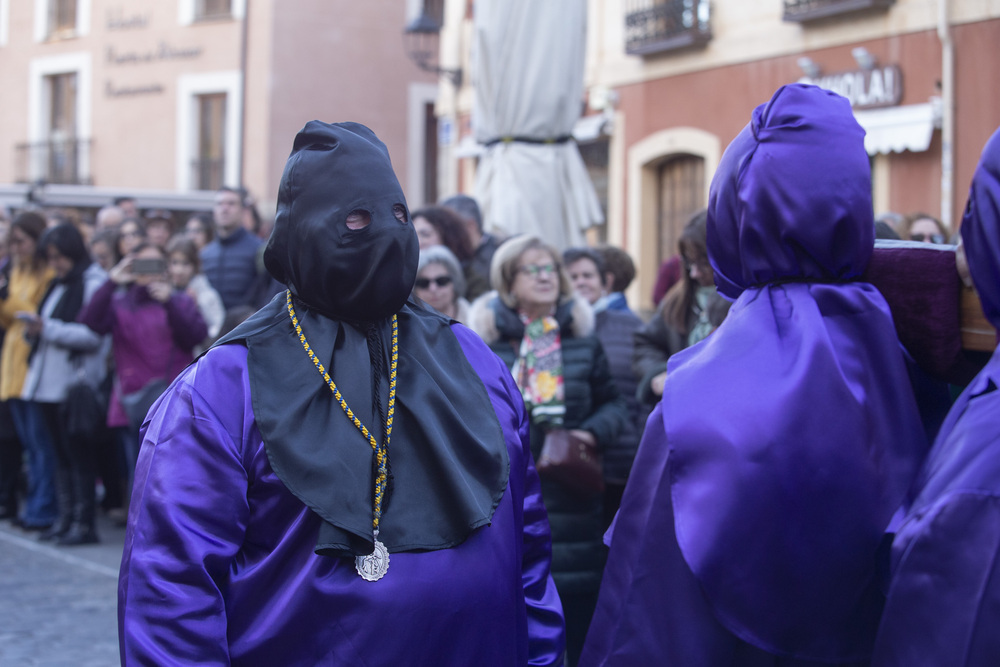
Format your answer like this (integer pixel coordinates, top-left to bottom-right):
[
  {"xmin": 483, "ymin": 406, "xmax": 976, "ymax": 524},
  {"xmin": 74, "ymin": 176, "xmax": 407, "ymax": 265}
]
[
  {"xmin": 632, "ymin": 210, "xmax": 731, "ymax": 406},
  {"xmin": 900, "ymin": 212, "xmax": 949, "ymax": 244},
  {"xmin": 469, "ymin": 235, "xmax": 627, "ymax": 667},
  {"xmin": 413, "ymin": 245, "xmax": 469, "ymax": 324}
]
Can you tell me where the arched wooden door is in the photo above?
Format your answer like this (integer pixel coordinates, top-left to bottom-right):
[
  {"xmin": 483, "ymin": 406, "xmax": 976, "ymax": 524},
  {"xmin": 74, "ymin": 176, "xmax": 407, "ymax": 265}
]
[{"xmin": 657, "ymin": 154, "xmax": 705, "ymax": 267}]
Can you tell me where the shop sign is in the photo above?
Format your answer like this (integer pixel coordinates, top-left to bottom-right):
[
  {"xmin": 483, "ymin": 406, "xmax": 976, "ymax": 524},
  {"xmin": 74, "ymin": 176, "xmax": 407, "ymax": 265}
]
[
  {"xmin": 106, "ymin": 8, "xmax": 150, "ymax": 30},
  {"xmin": 105, "ymin": 81, "xmax": 165, "ymax": 98},
  {"xmin": 106, "ymin": 43, "xmax": 203, "ymax": 65},
  {"xmin": 800, "ymin": 65, "xmax": 902, "ymax": 110},
  {"xmin": 102, "ymin": 5, "xmax": 203, "ymax": 98}
]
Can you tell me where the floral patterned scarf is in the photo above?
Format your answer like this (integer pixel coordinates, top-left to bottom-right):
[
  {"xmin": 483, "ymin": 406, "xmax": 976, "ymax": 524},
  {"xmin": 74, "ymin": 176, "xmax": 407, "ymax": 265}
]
[
  {"xmin": 512, "ymin": 314, "xmax": 565, "ymax": 427},
  {"xmin": 687, "ymin": 285, "xmax": 719, "ymax": 347}
]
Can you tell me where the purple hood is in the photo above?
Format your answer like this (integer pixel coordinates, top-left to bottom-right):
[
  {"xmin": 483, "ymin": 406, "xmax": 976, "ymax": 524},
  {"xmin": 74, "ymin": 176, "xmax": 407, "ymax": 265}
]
[
  {"xmin": 961, "ymin": 127, "xmax": 1000, "ymax": 331},
  {"xmin": 662, "ymin": 84, "xmax": 927, "ymax": 660}
]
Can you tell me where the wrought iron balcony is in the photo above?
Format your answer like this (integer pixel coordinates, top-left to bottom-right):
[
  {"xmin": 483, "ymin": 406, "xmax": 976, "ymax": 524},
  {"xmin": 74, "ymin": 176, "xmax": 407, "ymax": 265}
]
[
  {"xmin": 15, "ymin": 139, "xmax": 92, "ymax": 185},
  {"xmin": 625, "ymin": 0, "xmax": 711, "ymax": 57},
  {"xmin": 783, "ymin": 0, "xmax": 894, "ymax": 23}
]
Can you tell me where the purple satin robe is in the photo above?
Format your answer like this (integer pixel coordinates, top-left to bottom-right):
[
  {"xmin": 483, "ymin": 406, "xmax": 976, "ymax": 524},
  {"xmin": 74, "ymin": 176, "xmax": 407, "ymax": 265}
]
[
  {"xmin": 872, "ymin": 127, "xmax": 1000, "ymax": 666},
  {"xmin": 580, "ymin": 85, "xmax": 927, "ymax": 666},
  {"xmin": 118, "ymin": 324, "xmax": 565, "ymax": 666}
]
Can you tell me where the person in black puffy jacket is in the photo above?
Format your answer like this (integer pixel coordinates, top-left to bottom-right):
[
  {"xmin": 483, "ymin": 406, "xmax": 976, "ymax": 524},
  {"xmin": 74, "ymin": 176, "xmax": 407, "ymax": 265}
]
[
  {"xmin": 470, "ymin": 235, "xmax": 626, "ymax": 667},
  {"xmin": 563, "ymin": 246, "xmax": 646, "ymax": 530}
]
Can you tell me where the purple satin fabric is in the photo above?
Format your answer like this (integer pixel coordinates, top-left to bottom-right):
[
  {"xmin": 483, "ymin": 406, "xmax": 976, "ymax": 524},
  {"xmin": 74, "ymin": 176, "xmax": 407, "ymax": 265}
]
[
  {"xmin": 582, "ymin": 85, "xmax": 926, "ymax": 665},
  {"xmin": 708, "ymin": 86, "xmax": 873, "ymax": 299},
  {"xmin": 962, "ymin": 127, "xmax": 1000, "ymax": 332},
  {"xmin": 118, "ymin": 325, "xmax": 565, "ymax": 666},
  {"xmin": 872, "ymin": 127, "xmax": 1000, "ymax": 665},
  {"xmin": 581, "ymin": 404, "xmax": 874, "ymax": 667}
]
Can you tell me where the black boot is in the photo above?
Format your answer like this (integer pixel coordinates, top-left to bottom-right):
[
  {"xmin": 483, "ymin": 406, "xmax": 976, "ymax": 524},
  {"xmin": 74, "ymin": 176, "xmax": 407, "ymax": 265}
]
[
  {"xmin": 58, "ymin": 469, "xmax": 99, "ymax": 546},
  {"xmin": 39, "ymin": 468, "xmax": 73, "ymax": 542},
  {"xmin": 57, "ymin": 525, "xmax": 98, "ymax": 545}
]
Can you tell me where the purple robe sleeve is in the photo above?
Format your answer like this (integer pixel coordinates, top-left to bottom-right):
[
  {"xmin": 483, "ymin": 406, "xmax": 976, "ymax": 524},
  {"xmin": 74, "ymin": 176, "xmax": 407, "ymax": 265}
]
[
  {"xmin": 514, "ymin": 373, "xmax": 566, "ymax": 667},
  {"xmin": 873, "ymin": 493, "xmax": 1000, "ymax": 665},
  {"xmin": 452, "ymin": 324, "xmax": 566, "ymax": 666},
  {"xmin": 119, "ymin": 360, "xmax": 251, "ymax": 665},
  {"xmin": 872, "ymin": 381, "xmax": 1000, "ymax": 665}
]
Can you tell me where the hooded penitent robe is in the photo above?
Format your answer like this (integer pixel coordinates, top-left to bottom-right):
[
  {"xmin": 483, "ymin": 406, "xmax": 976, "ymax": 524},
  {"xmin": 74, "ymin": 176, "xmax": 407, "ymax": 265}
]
[
  {"xmin": 118, "ymin": 121, "xmax": 565, "ymax": 666},
  {"xmin": 871, "ymin": 127, "xmax": 1000, "ymax": 666},
  {"xmin": 579, "ymin": 84, "xmax": 928, "ymax": 666}
]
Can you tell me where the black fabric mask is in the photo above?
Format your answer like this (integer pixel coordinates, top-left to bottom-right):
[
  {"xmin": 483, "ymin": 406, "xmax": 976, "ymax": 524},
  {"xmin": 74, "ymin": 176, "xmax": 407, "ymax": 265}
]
[
  {"xmin": 264, "ymin": 121, "xmax": 418, "ymax": 323},
  {"xmin": 214, "ymin": 121, "xmax": 510, "ymax": 560}
]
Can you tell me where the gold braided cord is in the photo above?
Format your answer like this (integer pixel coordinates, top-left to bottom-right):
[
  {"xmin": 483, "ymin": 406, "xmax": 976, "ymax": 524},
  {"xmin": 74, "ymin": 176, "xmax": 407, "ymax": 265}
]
[{"xmin": 285, "ymin": 290, "xmax": 396, "ymax": 533}]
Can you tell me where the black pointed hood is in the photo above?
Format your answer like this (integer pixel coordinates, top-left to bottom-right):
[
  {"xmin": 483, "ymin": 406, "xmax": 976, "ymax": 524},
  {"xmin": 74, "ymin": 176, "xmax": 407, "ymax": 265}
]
[
  {"xmin": 215, "ymin": 121, "xmax": 509, "ymax": 559},
  {"xmin": 264, "ymin": 121, "xmax": 418, "ymax": 323}
]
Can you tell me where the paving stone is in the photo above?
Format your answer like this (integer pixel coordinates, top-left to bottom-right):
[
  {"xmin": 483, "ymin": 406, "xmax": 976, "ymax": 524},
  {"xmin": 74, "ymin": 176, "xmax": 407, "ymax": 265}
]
[{"xmin": 0, "ymin": 515, "xmax": 126, "ymax": 666}]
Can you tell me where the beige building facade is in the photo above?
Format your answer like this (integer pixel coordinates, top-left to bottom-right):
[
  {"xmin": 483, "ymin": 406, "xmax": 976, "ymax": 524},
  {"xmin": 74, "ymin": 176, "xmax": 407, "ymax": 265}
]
[
  {"xmin": 435, "ymin": 0, "xmax": 1000, "ymax": 309},
  {"xmin": 0, "ymin": 0, "xmax": 440, "ymax": 215}
]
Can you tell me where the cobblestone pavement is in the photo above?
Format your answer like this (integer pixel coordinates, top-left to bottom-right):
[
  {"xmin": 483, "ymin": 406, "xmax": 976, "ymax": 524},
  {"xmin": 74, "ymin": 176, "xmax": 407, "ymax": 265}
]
[{"xmin": 0, "ymin": 515, "xmax": 126, "ymax": 666}]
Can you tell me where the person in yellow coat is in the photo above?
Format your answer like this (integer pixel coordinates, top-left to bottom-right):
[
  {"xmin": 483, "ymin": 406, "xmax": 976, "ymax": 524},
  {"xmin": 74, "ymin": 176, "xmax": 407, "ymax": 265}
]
[{"xmin": 0, "ymin": 211, "xmax": 56, "ymax": 529}]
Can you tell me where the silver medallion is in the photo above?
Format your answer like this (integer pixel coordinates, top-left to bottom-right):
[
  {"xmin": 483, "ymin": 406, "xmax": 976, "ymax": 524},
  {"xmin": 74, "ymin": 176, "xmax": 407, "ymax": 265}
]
[{"xmin": 355, "ymin": 538, "xmax": 390, "ymax": 581}]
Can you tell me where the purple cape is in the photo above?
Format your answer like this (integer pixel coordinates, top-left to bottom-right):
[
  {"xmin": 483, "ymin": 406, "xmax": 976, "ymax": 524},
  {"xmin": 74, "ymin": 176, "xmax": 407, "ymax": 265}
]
[
  {"xmin": 118, "ymin": 325, "xmax": 565, "ymax": 666},
  {"xmin": 581, "ymin": 84, "xmax": 927, "ymax": 665},
  {"xmin": 872, "ymin": 127, "xmax": 1000, "ymax": 665}
]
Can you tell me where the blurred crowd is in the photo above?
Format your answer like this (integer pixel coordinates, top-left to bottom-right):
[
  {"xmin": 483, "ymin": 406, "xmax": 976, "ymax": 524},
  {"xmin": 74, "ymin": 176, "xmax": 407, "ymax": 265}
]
[
  {"xmin": 1, "ymin": 116, "xmax": 997, "ymax": 667},
  {"xmin": 0, "ymin": 187, "xmax": 278, "ymax": 546}
]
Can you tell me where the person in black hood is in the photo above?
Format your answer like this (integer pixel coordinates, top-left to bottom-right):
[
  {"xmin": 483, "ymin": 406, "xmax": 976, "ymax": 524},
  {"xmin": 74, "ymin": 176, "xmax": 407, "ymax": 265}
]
[{"xmin": 118, "ymin": 121, "xmax": 565, "ymax": 666}]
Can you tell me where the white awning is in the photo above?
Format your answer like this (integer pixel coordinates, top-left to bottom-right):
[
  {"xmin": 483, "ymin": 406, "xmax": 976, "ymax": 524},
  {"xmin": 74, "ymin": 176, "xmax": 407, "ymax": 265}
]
[
  {"xmin": 853, "ymin": 103, "xmax": 938, "ymax": 156},
  {"xmin": 454, "ymin": 135, "xmax": 484, "ymax": 159},
  {"xmin": 572, "ymin": 113, "xmax": 609, "ymax": 143}
]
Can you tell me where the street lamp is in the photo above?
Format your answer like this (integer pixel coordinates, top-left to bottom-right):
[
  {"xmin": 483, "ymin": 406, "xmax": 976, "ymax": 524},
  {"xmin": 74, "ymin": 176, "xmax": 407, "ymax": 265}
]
[
  {"xmin": 403, "ymin": 11, "xmax": 463, "ymax": 87},
  {"xmin": 797, "ymin": 56, "xmax": 821, "ymax": 79},
  {"xmin": 851, "ymin": 47, "xmax": 877, "ymax": 70}
]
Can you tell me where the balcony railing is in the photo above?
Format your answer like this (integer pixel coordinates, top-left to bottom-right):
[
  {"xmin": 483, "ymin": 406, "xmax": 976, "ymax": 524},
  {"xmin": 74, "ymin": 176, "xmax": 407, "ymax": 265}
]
[
  {"xmin": 15, "ymin": 139, "xmax": 92, "ymax": 185},
  {"xmin": 783, "ymin": 0, "xmax": 894, "ymax": 23},
  {"xmin": 625, "ymin": 0, "xmax": 711, "ymax": 57},
  {"xmin": 191, "ymin": 158, "xmax": 225, "ymax": 191}
]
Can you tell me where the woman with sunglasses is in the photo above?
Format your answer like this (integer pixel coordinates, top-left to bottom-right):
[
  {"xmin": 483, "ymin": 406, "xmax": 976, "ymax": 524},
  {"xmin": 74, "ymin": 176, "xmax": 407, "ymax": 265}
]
[
  {"xmin": 900, "ymin": 212, "xmax": 949, "ymax": 244},
  {"xmin": 470, "ymin": 235, "xmax": 627, "ymax": 666},
  {"xmin": 413, "ymin": 245, "xmax": 469, "ymax": 324}
]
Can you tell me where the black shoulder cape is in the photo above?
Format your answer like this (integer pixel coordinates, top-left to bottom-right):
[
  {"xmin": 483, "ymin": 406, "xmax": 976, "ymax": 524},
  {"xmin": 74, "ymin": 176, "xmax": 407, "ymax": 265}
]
[{"xmin": 213, "ymin": 292, "xmax": 510, "ymax": 557}]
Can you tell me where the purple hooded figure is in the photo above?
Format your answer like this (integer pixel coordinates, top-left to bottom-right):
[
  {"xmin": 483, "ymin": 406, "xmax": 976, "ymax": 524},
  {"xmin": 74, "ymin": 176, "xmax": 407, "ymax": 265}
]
[
  {"xmin": 872, "ymin": 127, "xmax": 1000, "ymax": 666},
  {"xmin": 578, "ymin": 84, "xmax": 927, "ymax": 666},
  {"xmin": 117, "ymin": 121, "xmax": 565, "ymax": 665}
]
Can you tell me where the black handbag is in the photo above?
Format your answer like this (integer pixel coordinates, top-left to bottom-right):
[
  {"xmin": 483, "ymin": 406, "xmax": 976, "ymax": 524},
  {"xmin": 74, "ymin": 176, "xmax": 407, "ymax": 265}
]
[
  {"xmin": 62, "ymin": 381, "xmax": 105, "ymax": 440},
  {"xmin": 536, "ymin": 429, "xmax": 605, "ymax": 497},
  {"xmin": 60, "ymin": 358, "xmax": 107, "ymax": 441},
  {"xmin": 121, "ymin": 378, "xmax": 169, "ymax": 432},
  {"xmin": 120, "ymin": 349, "xmax": 174, "ymax": 431}
]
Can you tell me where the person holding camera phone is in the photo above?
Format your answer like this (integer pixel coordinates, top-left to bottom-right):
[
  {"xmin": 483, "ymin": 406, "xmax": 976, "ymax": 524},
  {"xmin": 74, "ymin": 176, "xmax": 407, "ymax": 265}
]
[{"xmin": 78, "ymin": 242, "xmax": 207, "ymax": 496}]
